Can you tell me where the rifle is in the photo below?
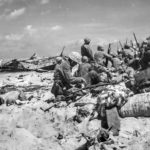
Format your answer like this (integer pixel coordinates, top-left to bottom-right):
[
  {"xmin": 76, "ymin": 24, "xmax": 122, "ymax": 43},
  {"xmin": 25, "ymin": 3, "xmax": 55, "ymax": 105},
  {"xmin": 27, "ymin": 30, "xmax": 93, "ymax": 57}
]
[
  {"xmin": 71, "ymin": 82, "xmax": 110, "ymax": 94},
  {"xmin": 74, "ymin": 102, "xmax": 96, "ymax": 107},
  {"xmin": 105, "ymin": 43, "xmax": 111, "ymax": 67},
  {"xmin": 65, "ymin": 82, "xmax": 118, "ymax": 101},
  {"xmin": 125, "ymin": 38, "xmax": 128, "ymax": 45},
  {"xmin": 60, "ymin": 46, "xmax": 65, "ymax": 57},
  {"xmin": 130, "ymin": 40, "xmax": 134, "ymax": 47},
  {"xmin": 133, "ymin": 32, "xmax": 140, "ymax": 49},
  {"xmin": 119, "ymin": 41, "xmax": 124, "ymax": 51},
  {"xmin": 108, "ymin": 43, "xmax": 111, "ymax": 54}
]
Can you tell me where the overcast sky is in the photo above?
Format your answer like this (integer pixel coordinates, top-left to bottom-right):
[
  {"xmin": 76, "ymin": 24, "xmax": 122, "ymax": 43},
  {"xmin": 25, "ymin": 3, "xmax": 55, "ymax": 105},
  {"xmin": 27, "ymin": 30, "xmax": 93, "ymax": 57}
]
[{"xmin": 0, "ymin": 0, "xmax": 150, "ymax": 58}]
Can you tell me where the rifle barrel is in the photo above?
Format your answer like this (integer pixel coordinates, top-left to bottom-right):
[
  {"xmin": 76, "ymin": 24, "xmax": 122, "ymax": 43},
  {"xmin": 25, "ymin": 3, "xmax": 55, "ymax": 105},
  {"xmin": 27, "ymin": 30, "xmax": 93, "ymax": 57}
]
[
  {"xmin": 119, "ymin": 41, "xmax": 123, "ymax": 50},
  {"xmin": 105, "ymin": 43, "xmax": 111, "ymax": 67},
  {"xmin": 133, "ymin": 32, "xmax": 139, "ymax": 48},
  {"xmin": 72, "ymin": 82, "xmax": 114, "ymax": 94}
]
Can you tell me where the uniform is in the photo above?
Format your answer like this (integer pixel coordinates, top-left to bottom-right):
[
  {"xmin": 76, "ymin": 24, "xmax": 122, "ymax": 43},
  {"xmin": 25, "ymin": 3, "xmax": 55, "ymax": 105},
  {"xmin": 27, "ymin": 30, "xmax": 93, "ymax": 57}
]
[
  {"xmin": 111, "ymin": 57, "xmax": 122, "ymax": 70},
  {"xmin": 140, "ymin": 45, "xmax": 150, "ymax": 69},
  {"xmin": 94, "ymin": 51, "xmax": 106, "ymax": 65},
  {"xmin": 51, "ymin": 58, "xmax": 84, "ymax": 98},
  {"xmin": 122, "ymin": 48, "xmax": 135, "ymax": 59},
  {"xmin": 81, "ymin": 44, "xmax": 94, "ymax": 62},
  {"xmin": 76, "ymin": 62, "xmax": 91, "ymax": 79},
  {"xmin": 104, "ymin": 54, "xmax": 122, "ymax": 70}
]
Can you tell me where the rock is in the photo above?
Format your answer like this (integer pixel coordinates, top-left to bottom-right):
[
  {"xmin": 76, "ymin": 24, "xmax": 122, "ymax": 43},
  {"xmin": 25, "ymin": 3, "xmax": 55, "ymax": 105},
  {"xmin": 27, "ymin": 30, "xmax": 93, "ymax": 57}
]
[
  {"xmin": 0, "ymin": 90, "xmax": 27, "ymax": 106},
  {"xmin": 41, "ymin": 91, "xmax": 54, "ymax": 102},
  {"xmin": 0, "ymin": 91, "xmax": 20, "ymax": 106},
  {"xmin": 87, "ymin": 120, "xmax": 101, "ymax": 132}
]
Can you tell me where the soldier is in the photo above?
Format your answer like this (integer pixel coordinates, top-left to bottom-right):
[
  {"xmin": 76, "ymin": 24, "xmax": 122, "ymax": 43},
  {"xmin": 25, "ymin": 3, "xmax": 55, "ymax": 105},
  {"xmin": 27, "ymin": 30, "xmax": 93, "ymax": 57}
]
[
  {"xmin": 51, "ymin": 52, "xmax": 86, "ymax": 100},
  {"xmin": 140, "ymin": 36, "xmax": 150, "ymax": 70},
  {"xmin": 122, "ymin": 44, "xmax": 135, "ymax": 59},
  {"xmin": 105, "ymin": 53, "xmax": 122, "ymax": 70},
  {"xmin": 121, "ymin": 64, "xmax": 135, "ymax": 82},
  {"xmin": 81, "ymin": 38, "xmax": 94, "ymax": 62},
  {"xmin": 87, "ymin": 69, "xmax": 102, "ymax": 85},
  {"xmin": 133, "ymin": 67, "xmax": 150, "ymax": 93},
  {"xmin": 75, "ymin": 56, "xmax": 91, "ymax": 81},
  {"xmin": 94, "ymin": 45, "xmax": 106, "ymax": 66},
  {"xmin": 128, "ymin": 57, "xmax": 140, "ymax": 70},
  {"xmin": 145, "ymin": 36, "xmax": 150, "ymax": 50}
]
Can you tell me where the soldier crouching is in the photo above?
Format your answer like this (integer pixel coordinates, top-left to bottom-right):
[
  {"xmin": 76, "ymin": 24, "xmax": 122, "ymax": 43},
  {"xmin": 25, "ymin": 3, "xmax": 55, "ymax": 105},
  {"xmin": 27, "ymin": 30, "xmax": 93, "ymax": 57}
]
[{"xmin": 51, "ymin": 52, "xmax": 86, "ymax": 101}]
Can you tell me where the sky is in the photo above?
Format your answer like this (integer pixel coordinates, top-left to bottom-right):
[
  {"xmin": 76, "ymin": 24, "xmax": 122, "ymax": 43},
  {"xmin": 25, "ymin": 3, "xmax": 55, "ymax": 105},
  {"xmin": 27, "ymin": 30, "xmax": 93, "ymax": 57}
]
[{"xmin": 0, "ymin": 0, "xmax": 150, "ymax": 58}]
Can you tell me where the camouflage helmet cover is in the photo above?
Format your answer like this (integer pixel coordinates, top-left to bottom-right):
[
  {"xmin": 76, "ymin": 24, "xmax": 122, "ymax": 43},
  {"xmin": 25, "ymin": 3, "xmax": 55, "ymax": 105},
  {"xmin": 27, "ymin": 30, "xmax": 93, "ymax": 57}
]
[
  {"xmin": 56, "ymin": 57, "xmax": 62, "ymax": 63},
  {"xmin": 69, "ymin": 51, "xmax": 82, "ymax": 63}
]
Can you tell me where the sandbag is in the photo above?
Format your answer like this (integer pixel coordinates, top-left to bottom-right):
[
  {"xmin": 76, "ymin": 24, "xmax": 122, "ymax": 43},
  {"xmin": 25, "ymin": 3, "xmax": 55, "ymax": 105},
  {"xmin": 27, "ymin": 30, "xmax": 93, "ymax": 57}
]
[{"xmin": 119, "ymin": 92, "xmax": 150, "ymax": 118}]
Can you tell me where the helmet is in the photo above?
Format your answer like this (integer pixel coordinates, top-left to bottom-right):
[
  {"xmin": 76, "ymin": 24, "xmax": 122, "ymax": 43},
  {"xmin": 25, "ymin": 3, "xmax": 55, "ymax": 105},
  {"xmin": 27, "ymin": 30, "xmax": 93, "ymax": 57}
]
[
  {"xmin": 82, "ymin": 56, "xmax": 88, "ymax": 63},
  {"xmin": 146, "ymin": 36, "xmax": 150, "ymax": 41},
  {"xmin": 111, "ymin": 53, "xmax": 117, "ymax": 57},
  {"xmin": 84, "ymin": 38, "xmax": 91, "ymax": 44},
  {"xmin": 68, "ymin": 52, "xmax": 81, "ymax": 63},
  {"xmin": 97, "ymin": 45, "xmax": 104, "ymax": 51},
  {"xmin": 56, "ymin": 57, "xmax": 62, "ymax": 64},
  {"xmin": 124, "ymin": 44, "xmax": 130, "ymax": 49}
]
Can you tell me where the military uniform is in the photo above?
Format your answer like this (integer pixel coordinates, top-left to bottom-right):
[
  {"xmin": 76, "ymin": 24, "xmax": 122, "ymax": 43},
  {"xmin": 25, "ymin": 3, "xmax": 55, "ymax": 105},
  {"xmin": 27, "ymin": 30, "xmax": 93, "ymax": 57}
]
[
  {"xmin": 51, "ymin": 59, "xmax": 84, "ymax": 98},
  {"xmin": 128, "ymin": 58, "xmax": 140, "ymax": 70},
  {"xmin": 121, "ymin": 65, "xmax": 135, "ymax": 91},
  {"xmin": 87, "ymin": 70, "xmax": 101, "ymax": 85},
  {"xmin": 81, "ymin": 38, "xmax": 94, "ymax": 62},
  {"xmin": 140, "ymin": 44, "xmax": 150, "ymax": 69},
  {"xmin": 104, "ymin": 54, "xmax": 122, "ymax": 70},
  {"xmin": 134, "ymin": 68, "xmax": 150, "ymax": 93},
  {"xmin": 81, "ymin": 45, "xmax": 94, "ymax": 62},
  {"xmin": 94, "ymin": 51, "xmax": 106, "ymax": 65},
  {"xmin": 76, "ymin": 62, "xmax": 91, "ymax": 78},
  {"xmin": 122, "ymin": 45, "xmax": 135, "ymax": 59},
  {"xmin": 111, "ymin": 57, "xmax": 122, "ymax": 70}
]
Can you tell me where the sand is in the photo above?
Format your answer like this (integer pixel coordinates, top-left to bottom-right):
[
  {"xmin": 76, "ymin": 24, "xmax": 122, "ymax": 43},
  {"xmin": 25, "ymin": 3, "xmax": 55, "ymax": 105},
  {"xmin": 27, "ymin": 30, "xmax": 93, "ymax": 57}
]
[{"xmin": 0, "ymin": 71, "xmax": 150, "ymax": 150}]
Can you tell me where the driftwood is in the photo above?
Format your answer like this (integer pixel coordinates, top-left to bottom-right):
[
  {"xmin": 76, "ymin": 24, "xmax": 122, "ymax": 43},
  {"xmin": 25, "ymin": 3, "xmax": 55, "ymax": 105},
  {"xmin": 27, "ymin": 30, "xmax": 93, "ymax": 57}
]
[
  {"xmin": 1, "ymin": 59, "xmax": 56, "ymax": 72},
  {"xmin": 0, "ymin": 46, "xmax": 66, "ymax": 72}
]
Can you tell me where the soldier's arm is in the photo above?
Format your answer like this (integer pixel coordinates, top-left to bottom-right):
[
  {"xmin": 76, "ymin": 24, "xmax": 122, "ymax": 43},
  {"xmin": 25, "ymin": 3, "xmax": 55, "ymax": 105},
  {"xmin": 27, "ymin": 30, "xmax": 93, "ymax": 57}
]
[
  {"xmin": 62, "ymin": 63, "xmax": 86, "ymax": 84},
  {"xmin": 103, "ymin": 53, "xmax": 114, "ymax": 64},
  {"xmin": 87, "ymin": 46, "xmax": 94, "ymax": 60},
  {"xmin": 128, "ymin": 68, "xmax": 135, "ymax": 79}
]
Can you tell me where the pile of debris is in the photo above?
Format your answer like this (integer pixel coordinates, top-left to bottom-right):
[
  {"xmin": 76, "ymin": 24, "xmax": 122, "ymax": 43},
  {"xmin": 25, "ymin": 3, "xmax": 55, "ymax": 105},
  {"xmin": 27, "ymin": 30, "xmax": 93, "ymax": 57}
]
[
  {"xmin": 0, "ymin": 53, "xmax": 57, "ymax": 72},
  {"xmin": 0, "ymin": 71, "xmax": 150, "ymax": 150}
]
